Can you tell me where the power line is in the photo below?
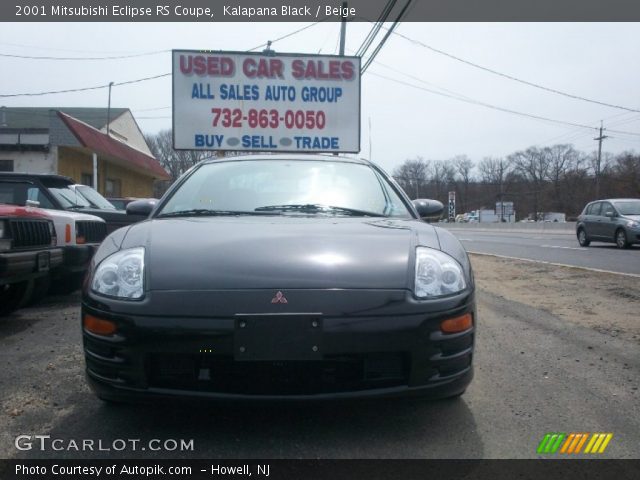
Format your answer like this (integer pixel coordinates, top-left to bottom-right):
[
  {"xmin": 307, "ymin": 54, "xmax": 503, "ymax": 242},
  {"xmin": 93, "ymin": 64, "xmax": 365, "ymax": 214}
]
[
  {"xmin": 355, "ymin": 0, "xmax": 396, "ymax": 57},
  {"xmin": 608, "ymin": 128, "xmax": 640, "ymax": 137},
  {"xmin": 533, "ymin": 111, "xmax": 634, "ymax": 146},
  {"xmin": 246, "ymin": 20, "xmax": 327, "ymax": 52},
  {"xmin": 379, "ymin": 26, "xmax": 640, "ymax": 113},
  {"xmin": 133, "ymin": 106, "xmax": 171, "ymax": 112},
  {"xmin": 0, "ymin": 50, "xmax": 169, "ymax": 61},
  {"xmin": 0, "ymin": 41, "xmax": 152, "ymax": 54},
  {"xmin": 367, "ymin": 70, "xmax": 602, "ymax": 131},
  {"xmin": 0, "ymin": 73, "xmax": 171, "ymax": 98},
  {"xmin": 361, "ymin": 0, "xmax": 412, "ymax": 74},
  {"xmin": 1, "ymin": 22, "xmax": 327, "ymax": 99}
]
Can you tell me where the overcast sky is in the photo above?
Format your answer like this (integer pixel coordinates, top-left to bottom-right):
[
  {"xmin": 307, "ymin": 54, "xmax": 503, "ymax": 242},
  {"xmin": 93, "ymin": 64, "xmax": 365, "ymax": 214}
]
[{"xmin": 1, "ymin": 22, "xmax": 639, "ymax": 172}]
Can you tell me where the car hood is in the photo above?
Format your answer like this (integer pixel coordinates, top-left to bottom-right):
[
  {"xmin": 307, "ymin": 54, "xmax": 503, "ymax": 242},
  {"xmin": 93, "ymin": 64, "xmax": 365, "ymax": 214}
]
[
  {"xmin": 622, "ymin": 214, "xmax": 640, "ymax": 222},
  {"xmin": 119, "ymin": 216, "xmax": 442, "ymax": 291},
  {"xmin": 43, "ymin": 208, "xmax": 105, "ymax": 223}
]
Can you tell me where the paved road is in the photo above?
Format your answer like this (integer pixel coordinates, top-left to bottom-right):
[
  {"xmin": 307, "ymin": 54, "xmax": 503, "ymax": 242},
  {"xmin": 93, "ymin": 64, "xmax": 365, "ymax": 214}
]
[
  {"xmin": 443, "ymin": 228, "xmax": 640, "ymax": 276},
  {"xmin": 1, "ymin": 292, "xmax": 638, "ymax": 460}
]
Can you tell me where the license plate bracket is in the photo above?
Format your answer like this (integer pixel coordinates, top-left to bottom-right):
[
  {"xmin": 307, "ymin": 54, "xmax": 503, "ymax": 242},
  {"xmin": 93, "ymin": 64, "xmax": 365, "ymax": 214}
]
[
  {"xmin": 36, "ymin": 251, "xmax": 50, "ymax": 272},
  {"xmin": 234, "ymin": 316, "xmax": 323, "ymax": 361}
]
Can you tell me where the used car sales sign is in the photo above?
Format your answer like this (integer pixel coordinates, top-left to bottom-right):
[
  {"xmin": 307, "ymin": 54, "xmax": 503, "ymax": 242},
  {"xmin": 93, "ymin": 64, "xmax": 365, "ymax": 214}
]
[{"xmin": 172, "ymin": 50, "xmax": 361, "ymax": 153}]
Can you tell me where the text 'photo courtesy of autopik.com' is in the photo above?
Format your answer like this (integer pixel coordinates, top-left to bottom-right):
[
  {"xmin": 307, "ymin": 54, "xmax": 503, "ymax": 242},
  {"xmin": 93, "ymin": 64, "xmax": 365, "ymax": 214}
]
[{"xmin": 1, "ymin": 1, "xmax": 640, "ymax": 480}]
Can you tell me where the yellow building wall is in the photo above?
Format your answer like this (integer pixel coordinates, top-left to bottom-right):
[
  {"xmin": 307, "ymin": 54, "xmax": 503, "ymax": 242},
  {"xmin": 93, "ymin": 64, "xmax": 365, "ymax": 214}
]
[{"xmin": 57, "ymin": 147, "xmax": 155, "ymax": 197}]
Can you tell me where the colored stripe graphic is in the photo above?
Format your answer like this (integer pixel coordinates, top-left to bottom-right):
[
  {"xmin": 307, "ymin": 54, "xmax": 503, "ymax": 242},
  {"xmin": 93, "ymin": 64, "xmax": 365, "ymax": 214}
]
[
  {"xmin": 574, "ymin": 433, "xmax": 589, "ymax": 453},
  {"xmin": 540, "ymin": 433, "xmax": 613, "ymax": 454},
  {"xmin": 537, "ymin": 433, "xmax": 566, "ymax": 454},
  {"xmin": 584, "ymin": 433, "xmax": 613, "ymax": 454}
]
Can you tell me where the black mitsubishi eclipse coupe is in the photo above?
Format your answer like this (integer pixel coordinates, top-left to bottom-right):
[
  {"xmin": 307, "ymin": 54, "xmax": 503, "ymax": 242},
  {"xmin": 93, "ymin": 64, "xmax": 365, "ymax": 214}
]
[{"xmin": 82, "ymin": 154, "xmax": 475, "ymax": 402}]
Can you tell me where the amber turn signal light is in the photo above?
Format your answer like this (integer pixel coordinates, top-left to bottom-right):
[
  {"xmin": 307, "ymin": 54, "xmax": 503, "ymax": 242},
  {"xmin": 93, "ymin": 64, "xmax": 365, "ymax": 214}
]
[
  {"xmin": 440, "ymin": 313, "xmax": 473, "ymax": 333},
  {"xmin": 83, "ymin": 314, "xmax": 117, "ymax": 336}
]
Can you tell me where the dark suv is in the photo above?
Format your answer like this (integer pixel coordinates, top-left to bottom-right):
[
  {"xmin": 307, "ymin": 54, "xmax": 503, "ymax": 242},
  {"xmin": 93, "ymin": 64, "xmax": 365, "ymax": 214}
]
[
  {"xmin": 576, "ymin": 198, "xmax": 640, "ymax": 249},
  {"xmin": 0, "ymin": 173, "xmax": 148, "ymax": 234}
]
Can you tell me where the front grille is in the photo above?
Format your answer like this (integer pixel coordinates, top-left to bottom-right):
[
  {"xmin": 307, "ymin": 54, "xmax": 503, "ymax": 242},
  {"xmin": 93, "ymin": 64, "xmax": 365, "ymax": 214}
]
[
  {"xmin": 76, "ymin": 221, "xmax": 107, "ymax": 243},
  {"xmin": 9, "ymin": 219, "xmax": 52, "ymax": 249},
  {"xmin": 428, "ymin": 327, "xmax": 474, "ymax": 382},
  {"xmin": 147, "ymin": 353, "xmax": 409, "ymax": 395}
]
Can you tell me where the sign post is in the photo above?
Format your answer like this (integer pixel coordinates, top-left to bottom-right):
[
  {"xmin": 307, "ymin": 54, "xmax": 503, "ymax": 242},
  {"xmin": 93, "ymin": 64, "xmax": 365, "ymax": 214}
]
[
  {"xmin": 172, "ymin": 50, "xmax": 361, "ymax": 153},
  {"xmin": 448, "ymin": 191, "xmax": 456, "ymax": 222}
]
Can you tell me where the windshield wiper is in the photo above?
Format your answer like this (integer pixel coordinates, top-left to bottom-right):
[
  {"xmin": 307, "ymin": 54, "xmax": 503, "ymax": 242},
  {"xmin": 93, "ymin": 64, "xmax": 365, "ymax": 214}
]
[
  {"xmin": 254, "ymin": 204, "xmax": 384, "ymax": 217},
  {"xmin": 157, "ymin": 209, "xmax": 259, "ymax": 218}
]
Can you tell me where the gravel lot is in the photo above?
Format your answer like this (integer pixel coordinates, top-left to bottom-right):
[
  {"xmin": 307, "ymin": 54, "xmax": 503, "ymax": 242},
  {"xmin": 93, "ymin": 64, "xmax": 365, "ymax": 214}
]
[{"xmin": 469, "ymin": 254, "xmax": 640, "ymax": 344}]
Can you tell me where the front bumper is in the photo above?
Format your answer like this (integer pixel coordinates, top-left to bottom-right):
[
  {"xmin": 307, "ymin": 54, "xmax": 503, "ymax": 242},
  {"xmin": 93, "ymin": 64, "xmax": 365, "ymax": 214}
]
[
  {"xmin": 82, "ymin": 289, "xmax": 475, "ymax": 402},
  {"xmin": 0, "ymin": 248, "xmax": 63, "ymax": 285},
  {"xmin": 59, "ymin": 243, "xmax": 100, "ymax": 274},
  {"xmin": 626, "ymin": 225, "xmax": 640, "ymax": 244}
]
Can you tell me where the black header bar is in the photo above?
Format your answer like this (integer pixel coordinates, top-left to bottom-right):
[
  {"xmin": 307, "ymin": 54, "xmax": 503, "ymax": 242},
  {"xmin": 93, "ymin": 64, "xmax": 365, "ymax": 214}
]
[{"xmin": 3, "ymin": 0, "xmax": 640, "ymax": 22}]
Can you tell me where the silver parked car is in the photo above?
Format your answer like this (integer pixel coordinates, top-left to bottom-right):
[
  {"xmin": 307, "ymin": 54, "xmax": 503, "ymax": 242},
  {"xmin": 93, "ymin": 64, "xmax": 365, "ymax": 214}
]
[{"xmin": 576, "ymin": 198, "xmax": 640, "ymax": 248}]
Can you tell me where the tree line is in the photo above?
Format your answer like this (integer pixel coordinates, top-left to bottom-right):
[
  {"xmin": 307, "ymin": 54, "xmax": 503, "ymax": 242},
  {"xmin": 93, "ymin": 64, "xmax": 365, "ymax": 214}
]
[
  {"xmin": 392, "ymin": 145, "xmax": 639, "ymax": 220},
  {"xmin": 145, "ymin": 129, "xmax": 638, "ymax": 220}
]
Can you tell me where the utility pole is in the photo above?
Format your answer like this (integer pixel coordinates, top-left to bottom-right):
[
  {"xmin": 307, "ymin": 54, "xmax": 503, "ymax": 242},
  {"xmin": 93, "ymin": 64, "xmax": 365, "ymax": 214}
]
[
  {"xmin": 594, "ymin": 120, "xmax": 608, "ymax": 198},
  {"xmin": 338, "ymin": 1, "xmax": 347, "ymax": 56},
  {"xmin": 335, "ymin": 1, "xmax": 347, "ymax": 157},
  {"xmin": 106, "ymin": 81, "xmax": 114, "ymax": 136}
]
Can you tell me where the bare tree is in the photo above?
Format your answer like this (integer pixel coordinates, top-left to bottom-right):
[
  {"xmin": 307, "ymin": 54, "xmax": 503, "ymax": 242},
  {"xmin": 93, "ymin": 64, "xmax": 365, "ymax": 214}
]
[
  {"xmin": 610, "ymin": 151, "xmax": 640, "ymax": 197},
  {"xmin": 392, "ymin": 157, "xmax": 429, "ymax": 199},
  {"xmin": 145, "ymin": 129, "xmax": 217, "ymax": 182},
  {"xmin": 428, "ymin": 160, "xmax": 453, "ymax": 201},
  {"xmin": 509, "ymin": 147, "xmax": 550, "ymax": 219},
  {"xmin": 544, "ymin": 144, "xmax": 580, "ymax": 211},
  {"xmin": 478, "ymin": 156, "xmax": 511, "ymax": 188},
  {"xmin": 453, "ymin": 155, "xmax": 474, "ymax": 212}
]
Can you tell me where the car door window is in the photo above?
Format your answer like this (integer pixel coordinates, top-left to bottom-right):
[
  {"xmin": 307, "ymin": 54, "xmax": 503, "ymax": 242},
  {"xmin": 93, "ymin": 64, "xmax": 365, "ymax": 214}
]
[
  {"xmin": 587, "ymin": 202, "xmax": 601, "ymax": 216},
  {"xmin": 601, "ymin": 202, "xmax": 615, "ymax": 217},
  {"xmin": 27, "ymin": 187, "xmax": 55, "ymax": 209}
]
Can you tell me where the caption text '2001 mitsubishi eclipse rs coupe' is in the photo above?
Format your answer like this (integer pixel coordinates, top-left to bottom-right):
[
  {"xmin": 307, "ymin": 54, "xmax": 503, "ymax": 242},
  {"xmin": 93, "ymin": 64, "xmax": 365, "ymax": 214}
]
[{"xmin": 81, "ymin": 154, "xmax": 476, "ymax": 402}]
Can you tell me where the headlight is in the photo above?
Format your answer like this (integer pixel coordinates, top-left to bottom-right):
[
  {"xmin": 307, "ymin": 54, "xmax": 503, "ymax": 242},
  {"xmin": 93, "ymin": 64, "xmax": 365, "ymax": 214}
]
[
  {"xmin": 628, "ymin": 221, "xmax": 639, "ymax": 228},
  {"xmin": 414, "ymin": 247, "xmax": 466, "ymax": 298},
  {"xmin": 48, "ymin": 221, "xmax": 57, "ymax": 246},
  {"xmin": 91, "ymin": 247, "xmax": 145, "ymax": 299},
  {"xmin": 0, "ymin": 220, "xmax": 9, "ymax": 251}
]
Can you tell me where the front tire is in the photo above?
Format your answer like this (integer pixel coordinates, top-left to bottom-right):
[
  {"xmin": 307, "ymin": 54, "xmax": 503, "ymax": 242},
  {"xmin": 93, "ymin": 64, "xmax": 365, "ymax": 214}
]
[
  {"xmin": 615, "ymin": 229, "xmax": 630, "ymax": 249},
  {"xmin": 25, "ymin": 276, "xmax": 51, "ymax": 306},
  {"xmin": 444, "ymin": 389, "xmax": 466, "ymax": 400},
  {"xmin": 0, "ymin": 282, "xmax": 29, "ymax": 317},
  {"xmin": 50, "ymin": 272, "xmax": 85, "ymax": 295},
  {"xmin": 577, "ymin": 228, "xmax": 590, "ymax": 247}
]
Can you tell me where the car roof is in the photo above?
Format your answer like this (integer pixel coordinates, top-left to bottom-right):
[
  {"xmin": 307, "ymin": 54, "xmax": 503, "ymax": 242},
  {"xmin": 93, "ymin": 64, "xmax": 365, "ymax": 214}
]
[
  {"xmin": 201, "ymin": 153, "xmax": 370, "ymax": 166},
  {"xmin": 0, "ymin": 172, "xmax": 74, "ymax": 183}
]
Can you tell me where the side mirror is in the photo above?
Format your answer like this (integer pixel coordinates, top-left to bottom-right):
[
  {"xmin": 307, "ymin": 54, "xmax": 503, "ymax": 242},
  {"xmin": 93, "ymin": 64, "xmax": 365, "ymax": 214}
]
[
  {"xmin": 604, "ymin": 210, "xmax": 615, "ymax": 218},
  {"xmin": 412, "ymin": 199, "xmax": 444, "ymax": 218},
  {"xmin": 126, "ymin": 199, "xmax": 157, "ymax": 217}
]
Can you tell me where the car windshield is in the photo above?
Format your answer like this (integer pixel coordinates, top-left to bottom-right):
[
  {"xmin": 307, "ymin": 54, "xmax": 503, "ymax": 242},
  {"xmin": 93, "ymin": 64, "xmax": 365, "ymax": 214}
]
[
  {"xmin": 614, "ymin": 200, "xmax": 640, "ymax": 216},
  {"xmin": 0, "ymin": 179, "xmax": 92, "ymax": 209},
  {"xmin": 74, "ymin": 185, "xmax": 116, "ymax": 210},
  {"xmin": 158, "ymin": 159, "xmax": 411, "ymax": 218}
]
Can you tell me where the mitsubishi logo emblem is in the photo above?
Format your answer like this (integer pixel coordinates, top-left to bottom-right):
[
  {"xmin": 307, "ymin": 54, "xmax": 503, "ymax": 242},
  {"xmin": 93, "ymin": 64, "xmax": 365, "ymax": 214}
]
[{"xmin": 271, "ymin": 291, "xmax": 288, "ymax": 304}]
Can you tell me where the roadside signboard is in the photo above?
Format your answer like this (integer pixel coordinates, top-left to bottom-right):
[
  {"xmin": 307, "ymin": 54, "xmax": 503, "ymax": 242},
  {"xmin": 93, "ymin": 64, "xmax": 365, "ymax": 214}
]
[
  {"xmin": 172, "ymin": 50, "xmax": 361, "ymax": 153},
  {"xmin": 496, "ymin": 201, "xmax": 514, "ymax": 216},
  {"xmin": 448, "ymin": 191, "xmax": 456, "ymax": 221}
]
